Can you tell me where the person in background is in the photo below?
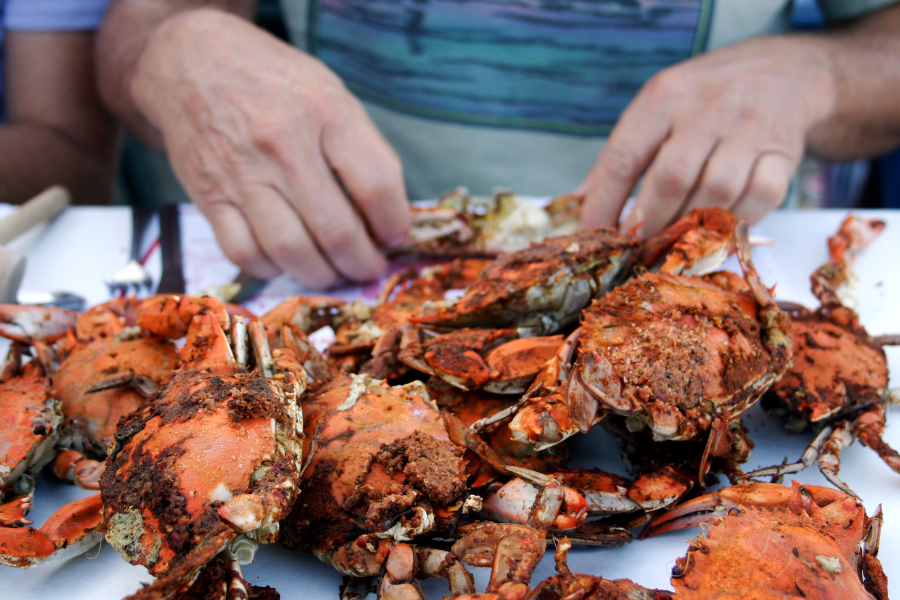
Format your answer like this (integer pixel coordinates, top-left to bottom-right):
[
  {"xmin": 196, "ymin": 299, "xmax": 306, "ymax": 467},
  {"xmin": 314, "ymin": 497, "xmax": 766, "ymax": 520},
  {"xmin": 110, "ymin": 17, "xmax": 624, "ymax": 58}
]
[
  {"xmin": 0, "ymin": 1, "xmax": 118, "ymax": 204},
  {"xmin": 96, "ymin": 1, "xmax": 900, "ymax": 288}
]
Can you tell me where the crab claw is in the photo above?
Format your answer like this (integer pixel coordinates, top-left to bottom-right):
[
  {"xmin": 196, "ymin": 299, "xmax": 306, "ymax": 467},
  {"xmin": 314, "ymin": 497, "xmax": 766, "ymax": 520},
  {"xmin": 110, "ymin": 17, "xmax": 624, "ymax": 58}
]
[
  {"xmin": 0, "ymin": 497, "xmax": 32, "ymax": 527},
  {"xmin": 0, "ymin": 305, "xmax": 78, "ymax": 343},
  {"xmin": 136, "ymin": 294, "xmax": 230, "ymax": 339},
  {"xmin": 53, "ymin": 450, "xmax": 106, "ymax": 489},
  {"xmin": 0, "ymin": 493, "xmax": 103, "ymax": 567},
  {"xmin": 641, "ymin": 481, "xmax": 849, "ymax": 539}
]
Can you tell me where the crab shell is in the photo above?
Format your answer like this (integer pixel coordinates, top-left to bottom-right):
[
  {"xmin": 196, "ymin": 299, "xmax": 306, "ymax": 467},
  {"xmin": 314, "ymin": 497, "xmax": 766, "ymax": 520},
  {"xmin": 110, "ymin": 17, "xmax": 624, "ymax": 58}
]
[
  {"xmin": 53, "ymin": 335, "xmax": 178, "ymax": 457},
  {"xmin": 280, "ymin": 374, "xmax": 469, "ymax": 575},
  {"xmin": 413, "ymin": 228, "xmax": 640, "ymax": 336},
  {"xmin": 573, "ymin": 268, "xmax": 791, "ymax": 443},
  {"xmin": 101, "ymin": 314, "xmax": 305, "ymax": 578},
  {"xmin": 771, "ymin": 305, "xmax": 889, "ymax": 426},
  {"xmin": 0, "ymin": 361, "xmax": 60, "ymax": 501},
  {"xmin": 651, "ymin": 482, "xmax": 887, "ymax": 600}
]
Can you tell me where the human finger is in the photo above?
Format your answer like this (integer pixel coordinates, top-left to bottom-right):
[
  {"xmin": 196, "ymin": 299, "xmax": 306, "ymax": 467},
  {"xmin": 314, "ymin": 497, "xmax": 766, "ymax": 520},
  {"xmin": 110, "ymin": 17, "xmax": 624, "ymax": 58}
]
[
  {"xmin": 239, "ymin": 183, "xmax": 344, "ymax": 289},
  {"xmin": 322, "ymin": 95, "xmax": 411, "ymax": 248},
  {"xmin": 680, "ymin": 135, "xmax": 759, "ymax": 218},
  {"xmin": 731, "ymin": 152, "xmax": 795, "ymax": 225},
  {"xmin": 282, "ymin": 146, "xmax": 389, "ymax": 283},
  {"xmin": 623, "ymin": 130, "xmax": 718, "ymax": 236},
  {"xmin": 578, "ymin": 84, "xmax": 672, "ymax": 230},
  {"xmin": 204, "ymin": 202, "xmax": 282, "ymax": 280}
]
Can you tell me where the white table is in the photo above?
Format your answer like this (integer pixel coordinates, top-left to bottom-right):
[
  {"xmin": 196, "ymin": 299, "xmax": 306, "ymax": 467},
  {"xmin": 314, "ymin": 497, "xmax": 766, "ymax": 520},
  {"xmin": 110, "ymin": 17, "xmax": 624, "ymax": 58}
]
[{"xmin": 2, "ymin": 207, "xmax": 899, "ymax": 599}]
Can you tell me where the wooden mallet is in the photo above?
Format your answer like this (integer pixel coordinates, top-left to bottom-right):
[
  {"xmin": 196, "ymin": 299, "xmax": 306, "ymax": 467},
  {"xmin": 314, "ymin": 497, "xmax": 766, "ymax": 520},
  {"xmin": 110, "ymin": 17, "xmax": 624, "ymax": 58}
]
[{"xmin": 0, "ymin": 186, "xmax": 71, "ymax": 303}]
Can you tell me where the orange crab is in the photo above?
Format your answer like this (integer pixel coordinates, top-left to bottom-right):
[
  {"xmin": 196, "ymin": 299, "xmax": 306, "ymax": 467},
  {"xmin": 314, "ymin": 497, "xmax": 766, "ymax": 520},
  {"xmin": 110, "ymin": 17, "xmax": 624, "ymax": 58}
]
[
  {"xmin": 744, "ymin": 216, "xmax": 900, "ymax": 495},
  {"xmin": 640, "ymin": 481, "xmax": 887, "ymax": 600},
  {"xmin": 279, "ymin": 372, "xmax": 593, "ymax": 596},
  {"xmin": 524, "ymin": 481, "xmax": 887, "ymax": 600},
  {"xmin": 100, "ymin": 313, "xmax": 307, "ymax": 594},
  {"xmin": 398, "ymin": 328, "xmax": 564, "ymax": 394},
  {"xmin": 0, "ymin": 345, "xmax": 106, "ymax": 568},
  {"xmin": 412, "ymin": 228, "xmax": 642, "ymax": 336},
  {"xmin": 498, "ymin": 221, "xmax": 790, "ymax": 487},
  {"xmin": 329, "ymin": 259, "xmax": 490, "ymax": 378}
]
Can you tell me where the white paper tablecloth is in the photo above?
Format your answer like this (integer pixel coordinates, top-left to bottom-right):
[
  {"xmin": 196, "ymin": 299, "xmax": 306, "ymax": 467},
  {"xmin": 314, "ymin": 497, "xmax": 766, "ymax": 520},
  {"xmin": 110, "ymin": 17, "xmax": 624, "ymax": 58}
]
[{"xmin": 1, "ymin": 206, "xmax": 899, "ymax": 599}]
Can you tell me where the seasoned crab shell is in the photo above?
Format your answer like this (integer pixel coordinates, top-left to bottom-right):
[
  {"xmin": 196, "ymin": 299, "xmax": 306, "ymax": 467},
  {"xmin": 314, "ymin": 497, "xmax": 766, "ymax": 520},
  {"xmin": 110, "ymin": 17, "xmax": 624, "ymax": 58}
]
[
  {"xmin": 577, "ymin": 268, "xmax": 790, "ymax": 442},
  {"xmin": 100, "ymin": 314, "xmax": 305, "ymax": 579},
  {"xmin": 414, "ymin": 228, "xmax": 640, "ymax": 336},
  {"xmin": 281, "ymin": 375, "xmax": 469, "ymax": 568}
]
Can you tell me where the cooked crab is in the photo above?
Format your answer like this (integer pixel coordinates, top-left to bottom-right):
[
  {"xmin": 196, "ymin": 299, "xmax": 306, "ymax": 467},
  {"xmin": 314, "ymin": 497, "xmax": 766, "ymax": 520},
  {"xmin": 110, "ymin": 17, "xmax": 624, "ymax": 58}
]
[
  {"xmin": 495, "ymin": 220, "xmax": 790, "ymax": 488},
  {"xmin": 399, "ymin": 328, "xmax": 564, "ymax": 393},
  {"xmin": 100, "ymin": 313, "xmax": 307, "ymax": 595},
  {"xmin": 412, "ymin": 228, "xmax": 641, "ymax": 336},
  {"xmin": 641, "ymin": 481, "xmax": 887, "ymax": 600},
  {"xmin": 523, "ymin": 481, "xmax": 887, "ymax": 600},
  {"xmin": 331, "ymin": 259, "xmax": 490, "ymax": 378},
  {"xmin": 744, "ymin": 216, "xmax": 900, "ymax": 495}
]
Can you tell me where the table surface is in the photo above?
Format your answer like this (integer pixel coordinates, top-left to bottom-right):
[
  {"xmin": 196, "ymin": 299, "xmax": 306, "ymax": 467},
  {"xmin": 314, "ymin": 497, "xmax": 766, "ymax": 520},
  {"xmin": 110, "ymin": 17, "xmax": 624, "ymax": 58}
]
[{"xmin": 2, "ymin": 206, "xmax": 899, "ymax": 599}]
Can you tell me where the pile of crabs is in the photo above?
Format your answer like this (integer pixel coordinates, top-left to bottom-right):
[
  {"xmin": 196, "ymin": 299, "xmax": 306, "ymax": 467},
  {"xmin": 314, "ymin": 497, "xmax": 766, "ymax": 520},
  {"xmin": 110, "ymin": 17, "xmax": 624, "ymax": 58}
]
[{"xmin": 0, "ymin": 198, "xmax": 895, "ymax": 600}]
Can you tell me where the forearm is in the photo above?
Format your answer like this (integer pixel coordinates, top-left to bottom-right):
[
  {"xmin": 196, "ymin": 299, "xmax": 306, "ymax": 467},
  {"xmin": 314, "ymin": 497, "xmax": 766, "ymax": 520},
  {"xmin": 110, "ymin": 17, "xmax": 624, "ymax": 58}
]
[
  {"xmin": 95, "ymin": 0, "xmax": 256, "ymax": 149},
  {"xmin": 0, "ymin": 125, "xmax": 116, "ymax": 204},
  {"xmin": 804, "ymin": 4, "xmax": 900, "ymax": 160}
]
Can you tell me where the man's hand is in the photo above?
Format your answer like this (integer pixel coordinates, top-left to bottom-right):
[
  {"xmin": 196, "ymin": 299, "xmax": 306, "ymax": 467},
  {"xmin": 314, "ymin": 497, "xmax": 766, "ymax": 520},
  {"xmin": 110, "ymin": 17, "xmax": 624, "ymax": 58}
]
[
  {"xmin": 129, "ymin": 9, "xmax": 410, "ymax": 288},
  {"xmin": 578, "ymin": 35, "xmax": 836, "ymax": 236}
]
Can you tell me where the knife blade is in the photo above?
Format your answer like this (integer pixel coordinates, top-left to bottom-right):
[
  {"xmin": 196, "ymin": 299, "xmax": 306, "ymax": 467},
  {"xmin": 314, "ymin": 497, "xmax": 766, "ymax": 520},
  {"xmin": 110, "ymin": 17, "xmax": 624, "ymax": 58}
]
[
  {"xmin": 156, "ymin": 204, "xmax": 186, "ymax": 294},
  {"xmin": 228, "ymin": 269, "xmax": 267, "ymax": 304}
]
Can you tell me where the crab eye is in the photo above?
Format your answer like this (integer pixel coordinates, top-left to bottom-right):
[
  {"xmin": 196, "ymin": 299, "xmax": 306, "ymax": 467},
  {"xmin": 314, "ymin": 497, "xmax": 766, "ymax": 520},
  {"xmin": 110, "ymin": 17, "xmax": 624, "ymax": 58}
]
[
  {"xmin": 672, "ymin": 565, "xmax": 685, "ymax": 578},
  {"xmin": 728, "ymin": 507, "xmax": 743, "ymax": 517}
]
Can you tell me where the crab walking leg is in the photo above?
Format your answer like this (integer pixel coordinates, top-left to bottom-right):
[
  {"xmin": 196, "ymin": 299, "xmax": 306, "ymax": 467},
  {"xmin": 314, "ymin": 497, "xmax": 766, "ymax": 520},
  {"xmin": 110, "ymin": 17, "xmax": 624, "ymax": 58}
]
[
  {"xmin": 0, "ymin": 304, "xmax": 78, "ymax": 343},
  {"xmin": 855, "ymin": 403, "xmax": 900, "ymax": 473},
  {"xmin": 746, "ymin": 423, "xmax": 861, "ymax": 498},
  {"xmin": 745, "ymin": 401, "xmax": 900, "ymax": 497},
  {"xmin": 0, "ymin": 493, "xmax": 102, "ymax": 567},
  {"xmin": 378, "ymin": 544, "xmax": 426, "ymax": 600},
  {"xmin": 640, "ymin": 480, "xmax": 849, "ymax": 538}
]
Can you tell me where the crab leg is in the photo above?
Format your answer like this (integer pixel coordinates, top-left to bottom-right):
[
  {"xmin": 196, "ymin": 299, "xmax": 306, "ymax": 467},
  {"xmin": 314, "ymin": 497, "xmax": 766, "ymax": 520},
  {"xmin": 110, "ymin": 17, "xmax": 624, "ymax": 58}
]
[
  {"xmin": 0, "ymin": 496, "xmax": 31, "ymax": 527},
  {"xmin": 641, "ymin": 481, "xmax": 848, "ymax": 538},
  {"xmin": 52, "ymin": 450, "xmax": 106, "ymax": 490},
  {"xmin": 854, "ymin": 403, "xmax": 900, "ymax": 473},
  {"xmin": 743, "ymin": 410, "xmax": 892, "ymax": 499},
  {"xmin": 0, "ymin": 304, "xmax": 78, "ymax": 343},
  {"xmin": 0, "ymin": 493, "xmax": 103, "ymax": 567},
  {"xmin": 378, "ymin": 543, "xmax": 426, "ymax": 600}
]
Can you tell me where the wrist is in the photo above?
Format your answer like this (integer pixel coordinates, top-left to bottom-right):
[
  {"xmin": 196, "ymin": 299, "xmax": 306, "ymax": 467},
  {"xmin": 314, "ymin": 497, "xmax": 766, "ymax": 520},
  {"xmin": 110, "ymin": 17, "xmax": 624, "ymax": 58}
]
[{"xmin": 130, "ymin": 8, "xmax": 243, "ymax": 133}]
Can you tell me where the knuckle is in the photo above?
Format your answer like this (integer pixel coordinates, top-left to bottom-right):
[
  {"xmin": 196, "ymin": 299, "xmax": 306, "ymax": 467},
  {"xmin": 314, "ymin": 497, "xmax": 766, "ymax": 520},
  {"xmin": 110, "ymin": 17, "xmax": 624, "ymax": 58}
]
[
  {"xmin": 652, "ymin": 163, "xmax": 693, "ymax": 197},
  {"xmin": 315, "ymin": 220, "xmax": 358, "ymax": 254},
  {"xmin": 599, "ymin": 144, "xmax": 644, "ymax": 180},
  {"xmin": 294, "ymin": 267, "xmax": 340, "ymax": 291},
  {"xmin": 703, "ymin": 174, "xmax": 742, "ymax": 206},
  {"xmin": 751, "ymin": 171, "xmax": 788, "ymax": 205},
  {"xmin": 642, "ymin": 69, "xmax": 682, "ymax": 107},
  {"xmin": 266, "ymin": 234, "xmax": 307, "ymax": 265}
]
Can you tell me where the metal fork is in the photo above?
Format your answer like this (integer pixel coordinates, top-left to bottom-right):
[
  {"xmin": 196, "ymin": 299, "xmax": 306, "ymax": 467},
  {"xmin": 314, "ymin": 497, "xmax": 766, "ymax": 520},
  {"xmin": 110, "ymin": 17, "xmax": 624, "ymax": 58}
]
[{"xmin": 107, "ymin": 206, "xmax": 155, "ymax": 297}]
